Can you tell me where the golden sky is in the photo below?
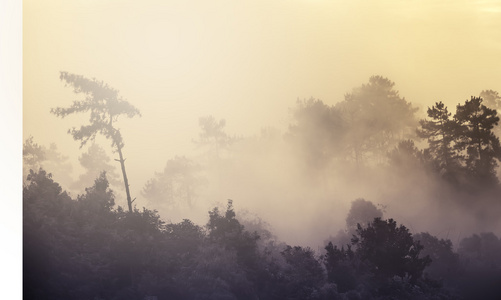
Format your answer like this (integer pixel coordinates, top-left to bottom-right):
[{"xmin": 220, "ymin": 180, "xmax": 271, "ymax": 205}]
[{"xmin": 23, "ymin": 0, "xmax": 501, "ymax": 195}]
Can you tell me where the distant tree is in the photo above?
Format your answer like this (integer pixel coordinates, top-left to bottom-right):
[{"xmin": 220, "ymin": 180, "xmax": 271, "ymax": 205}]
[
  {"xmin": 287, "ymin": 98, "xmax": 345, "ymax": 170},
  {"xmin": 345, "ymin": 198, "xmax": 383, "ymax": 233},
  {"xmin": 336, "ymin": 76, "xmax": 418, "ymax": 166},
  {"xmin": 194, "ymin": 116, "xmax": 236, "ymax": 195},
  {"xmin": 414, "ymin": 232, "xmax": 459, "ymax": 281},
  {"xmin": 23, "ymin": 136, "xmax": 46, "ymax": 172},
  {"xmin": 454, "ymin": 96, "xmax": 501, "ymax": 186},
  {"xmin": 194, "ymin": 115, "xmax": 234, "ymax": 159},
  {"xmin": 23, "ymin": 136, "xmax": 73, "ymax": 189},
  {"xmin": 324, "ymin": 198, "xmax": 384, "ymax": 250},
  {"xmin": 351, "ymin": 217, "xmax": 431, "ymax": 283},
  {"xmin": 51, "ymin": 72, "xmax": 140, "ymax": 212},
  {"xmin": 459, "ymin": 232, "xmax": 501, "ymax": 267},
  {"xmin": 142, "ymin": 156, "xmax": 205, "ymax": 209},
  {"xmin": 387, "ymin": 139, "xmax": 424, "ymax": 171},
  {"xmin": 457, "ymin": 232, "xmax": 501, "ymax": 300},
  {"xmin": 417, "ymin": 101, "xmax": 461, "ymax": 182},
  {"xmin": 71, "ymin": 143, "xmax": 121, "ymax": 192},
  {"xmin": 286, "ymin": 77, "xmax": 418, "ymax": 169}
]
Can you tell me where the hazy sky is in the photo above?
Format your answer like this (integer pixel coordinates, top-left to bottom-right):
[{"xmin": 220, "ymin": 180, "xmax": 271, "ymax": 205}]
[{"xmin": 24, "ymin": 0, "xmax": 501, "ymax": 201}]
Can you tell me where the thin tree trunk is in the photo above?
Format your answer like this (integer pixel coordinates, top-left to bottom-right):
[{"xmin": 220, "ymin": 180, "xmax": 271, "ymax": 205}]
[{"xmin": 116, "ymin": 145, "xmax": 133, "ymax": 213}]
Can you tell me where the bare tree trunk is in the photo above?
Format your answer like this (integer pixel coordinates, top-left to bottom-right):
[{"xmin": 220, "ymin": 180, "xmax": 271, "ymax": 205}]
[{"xmin": 116, "ymin": 145, "xmax": 133, "ymax": 213}]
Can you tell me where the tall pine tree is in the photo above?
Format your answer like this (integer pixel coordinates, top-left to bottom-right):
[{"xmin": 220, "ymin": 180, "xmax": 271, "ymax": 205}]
[
  {"xmin": 417, "ymin": 101, "xmax": 461, "ymax": 183},
  {"xmin": 454, "ymin": 96, "xmax": 501, "ymax": 186}
]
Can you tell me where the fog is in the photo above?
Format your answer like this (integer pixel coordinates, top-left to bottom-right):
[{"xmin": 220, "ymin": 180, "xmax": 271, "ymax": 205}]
[{"xmin": 23, "ymin": 0, "xmax": 501, "ymax": 249}]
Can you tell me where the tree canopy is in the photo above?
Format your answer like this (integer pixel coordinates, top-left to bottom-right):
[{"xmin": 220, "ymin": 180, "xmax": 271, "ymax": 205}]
[
  {"xmin": 351, "ymin": 217, "xmax": 431, "ymax": 283},
  {"xmin": 51, "ymin": 72, "xmax": 140, "ymax": 149},
  {"xmin": 336, "ymin": 75, "xmax": 419, "ymax": 165}
]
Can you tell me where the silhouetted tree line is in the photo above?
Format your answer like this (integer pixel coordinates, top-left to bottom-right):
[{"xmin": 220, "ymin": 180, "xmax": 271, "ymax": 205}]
[
  {"xmin": 24, "ymin": 170, "xmax": 501, "ymax": 299},
  {"xmin": 288, "ymin": 77, "xmax": 501, "ymax": 193}
]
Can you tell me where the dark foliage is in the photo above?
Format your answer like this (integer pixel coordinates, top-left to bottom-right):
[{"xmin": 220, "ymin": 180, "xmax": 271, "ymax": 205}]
[
  {"xmin": 345, "ymin": 198, "xmax": 384, "ymax": 233},
  {"xmin": 142, "ymin": 156, "xmax": 206, "ymax": 209},
  {"xmin": 417, "ymin": 101, "xmax": 460, "ymax": 183},
  {"xmin": 455, "ymin": 232, "xmax": 501, "ymax": 300},
  {"xmin": 417, "ymin": 97, "xmax": 501, "ymax": 190},
  {"xmin": 454, "ymin": 96, "xmax": 501, "ymax": 187},
  {"xmin": 351, "ymin": 218, "xmax": 431, "ymax": 283},
  {"xmin": 23, "ymin": 169, "xmax": 501, "ymax": 299},
  {"xmin": 324, "ymin": 243, "xmax": 358, "ymax": 293},
  {"xmin": 414, "ymin": 232, "xmax": 460, "ymax": 281}
]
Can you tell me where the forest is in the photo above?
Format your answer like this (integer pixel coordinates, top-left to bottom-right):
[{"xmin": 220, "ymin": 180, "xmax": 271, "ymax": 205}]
[{"xmin": 23, "ymin": 73, "xmax": 501, "ymax": 299}]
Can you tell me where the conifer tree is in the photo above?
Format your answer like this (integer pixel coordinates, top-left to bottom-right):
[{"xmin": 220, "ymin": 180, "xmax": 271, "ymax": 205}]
[
  {"xmin": 454, "ymin": 96, "xmax": 501, "ymax": 185},
  {"xmin": 51, "ymin": 72, "xmax": 140, "ymax": 212},
  {"xmin": 417, "ymin": 101, "xmax": 460, "ymax": 181}
]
